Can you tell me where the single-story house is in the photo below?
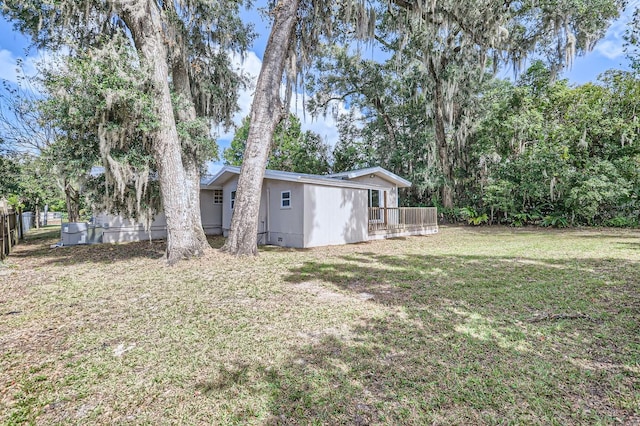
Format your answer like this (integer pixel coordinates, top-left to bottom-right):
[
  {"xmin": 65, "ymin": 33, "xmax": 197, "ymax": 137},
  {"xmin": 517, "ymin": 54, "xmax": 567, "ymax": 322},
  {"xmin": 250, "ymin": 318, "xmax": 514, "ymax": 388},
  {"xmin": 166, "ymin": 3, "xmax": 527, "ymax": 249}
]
[{"xmin": 90, "ymin": 166, "xmax": 438, "ymax": 248}]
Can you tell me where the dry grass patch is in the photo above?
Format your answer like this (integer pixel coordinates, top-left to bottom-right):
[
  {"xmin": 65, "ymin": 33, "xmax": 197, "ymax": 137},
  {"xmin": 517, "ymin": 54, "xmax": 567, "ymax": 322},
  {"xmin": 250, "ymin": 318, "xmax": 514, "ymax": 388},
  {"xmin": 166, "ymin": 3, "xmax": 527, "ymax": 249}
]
[{"xmin": 1, "ymin": 226, "xmax": 638, "ymax": 424}]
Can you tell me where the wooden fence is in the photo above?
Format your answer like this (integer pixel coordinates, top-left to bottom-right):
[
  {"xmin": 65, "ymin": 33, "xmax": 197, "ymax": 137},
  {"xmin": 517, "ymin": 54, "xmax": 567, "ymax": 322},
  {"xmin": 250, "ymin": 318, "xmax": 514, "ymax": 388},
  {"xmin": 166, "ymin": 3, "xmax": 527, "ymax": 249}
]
[{"xmin": 0, "ymin": 200, "xmax": 21, "ymax": 261}]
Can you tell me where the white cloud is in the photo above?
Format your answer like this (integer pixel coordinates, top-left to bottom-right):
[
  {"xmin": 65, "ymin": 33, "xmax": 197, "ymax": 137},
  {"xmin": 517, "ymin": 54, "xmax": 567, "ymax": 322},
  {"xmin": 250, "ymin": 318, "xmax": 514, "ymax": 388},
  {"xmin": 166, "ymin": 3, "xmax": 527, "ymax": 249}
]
[
  {"xmin": 594, "ymin": 40, "xmax": 625, "ymax": 59},
  {"xmin": 593, "ymin": 2, "xmax": 639, "ymax": 60},
  {"xmin": 289, "ymin": 97, "xmax": 352, "ymax": 149},
  {"xmin": 0, "ymin": 49, "xmax": 22, "ymax": 83},
  {"xmin": 0, "ymin": 48, "xmax": 55, "ymax": 88},
  {"xmin": 213, "ymin": 50, "xmax": 261, "ymax": 141},
  {"xmin": 215, "ymin": 50, "xmax": 351, "ymax": 151}
]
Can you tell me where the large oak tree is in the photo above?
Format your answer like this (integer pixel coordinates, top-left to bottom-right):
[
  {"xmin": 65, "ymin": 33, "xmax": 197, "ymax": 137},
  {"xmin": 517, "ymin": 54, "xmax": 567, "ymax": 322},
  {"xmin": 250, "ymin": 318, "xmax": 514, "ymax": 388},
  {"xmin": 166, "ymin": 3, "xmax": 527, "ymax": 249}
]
[
  {"xmin": 311, "ymin": 0, "xmax": 624, "ymax": 208},
  {"xmin": 1, "ymin": 0, "xmax": 252, "ymax": 263}
]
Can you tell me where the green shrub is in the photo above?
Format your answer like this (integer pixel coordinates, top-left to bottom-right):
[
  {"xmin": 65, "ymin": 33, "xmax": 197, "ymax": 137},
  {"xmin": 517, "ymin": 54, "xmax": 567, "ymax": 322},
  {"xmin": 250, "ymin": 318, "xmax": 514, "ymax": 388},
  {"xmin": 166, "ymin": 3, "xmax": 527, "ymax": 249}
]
[
  {"xmin": 438, "ymin": 207, "xmax": 461, "ymax": 224},
  {"xmin": 510, "ymin": 211, "xmax": 542, "ymax": 227},
  {"xmin": 605, "ymin": 216, "xmax": 638, "ymax": 228},
  {"xmin": 540, "ymin": 214, "xmax": 569, "ymax": 228},
  {"xmin": 459, "ymin": 207, "xmax": 489, "ymax": 226}
]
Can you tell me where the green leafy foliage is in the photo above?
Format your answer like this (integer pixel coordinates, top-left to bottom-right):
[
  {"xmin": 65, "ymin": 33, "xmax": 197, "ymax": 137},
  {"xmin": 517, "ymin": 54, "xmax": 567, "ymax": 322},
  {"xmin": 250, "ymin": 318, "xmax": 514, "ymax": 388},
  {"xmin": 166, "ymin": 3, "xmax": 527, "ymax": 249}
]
[
  {"xmin": 331, "ymin": 112, "xmax": 377, "ymax": 173},
  {"xmin": 540, "ymin": 214, "xmax": 569, "ymax": 228},
  {"xmin": 0, "ymin": 153, "xmax": 65, "ymax": 214},
  {"xmin": 436, "ymin": 207, "xmax": 461, "ymax": 224},
  {"xmin": 605, "ymin": 216, "xmax": 638, "ymax": 228},
  {"xmin": 327, "ymin": 56, "xmax": 640, "ymax": 228},
  {"xmin": 223, "ymin": 114, "xmax": 331, "ymax": 175},
  {"xmin": 38, "ymin": 47, "xmax": 158, "ymax": 221},
  {"xmin": 458, "ymin": 207, "xmax": 489, "ymax": 226},
  {"xmin": 510, "ymin": 212, "xmax": 542, "ymax": 227},
  {"xmin": 309, "ymin": 0, "xmax": 624, "ymax": 209},
  {"xmin": 0, "ymin": 154, "xmax": 20, "ymax": 198},
  {"xmin": 470, "ymin": 61, "xmax": 640, "ymax": 228}
]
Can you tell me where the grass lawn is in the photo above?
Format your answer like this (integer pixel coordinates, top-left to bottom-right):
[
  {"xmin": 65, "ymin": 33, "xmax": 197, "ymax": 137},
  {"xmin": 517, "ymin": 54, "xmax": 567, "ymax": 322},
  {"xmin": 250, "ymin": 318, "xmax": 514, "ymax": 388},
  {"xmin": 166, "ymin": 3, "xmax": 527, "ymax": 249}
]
[{"xmin": 0, "ymin": 225, "xmax": 638, "ymax": 425}]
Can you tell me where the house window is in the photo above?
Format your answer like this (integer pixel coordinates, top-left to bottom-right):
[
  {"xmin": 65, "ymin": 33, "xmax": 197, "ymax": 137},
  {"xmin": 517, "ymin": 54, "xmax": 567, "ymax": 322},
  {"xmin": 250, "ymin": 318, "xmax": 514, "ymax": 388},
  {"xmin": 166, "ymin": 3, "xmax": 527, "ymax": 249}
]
[
  {"xmin": 369, "ymin": 189, "xmax": 381, "ymax": 208},
  {"xmin": 213, "ymin": 190, "xmax": 223, "ymax": 204},
  {"xmin": 281, "ymin": 191, "xmax": 291, "ymax": 208},
  {"xmin": 230, "ymin": 190, "xmax": 236, "ymax": 209}
]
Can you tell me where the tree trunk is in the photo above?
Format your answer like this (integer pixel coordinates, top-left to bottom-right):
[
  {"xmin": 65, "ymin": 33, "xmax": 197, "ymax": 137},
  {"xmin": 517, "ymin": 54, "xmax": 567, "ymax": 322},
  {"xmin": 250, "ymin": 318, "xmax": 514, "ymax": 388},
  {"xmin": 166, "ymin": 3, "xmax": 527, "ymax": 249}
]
[
  {"xmin": 171, "ymin": 47, "xmax": 211, "ymax": 254},
  {"xmin": 122, "ymin": 0, "xmax": 208, "ymax": 264},
  {"xmin": 183, "ymin": 160, "xmax": 210, "ymax": 250},
  {"xmin": 371, "ymin": 97, "xmax": 398, "ymax": 151},
  {"xmin": 430, "ymin": 61, "xmax": 454, "ymax": 209},
  {"xmin": 65, "ymin": 183, "xmax": 80, "ymax": 223},
  {"xmin": 222, "ymin": 0, "xmax": 300, "ymax": 256}
]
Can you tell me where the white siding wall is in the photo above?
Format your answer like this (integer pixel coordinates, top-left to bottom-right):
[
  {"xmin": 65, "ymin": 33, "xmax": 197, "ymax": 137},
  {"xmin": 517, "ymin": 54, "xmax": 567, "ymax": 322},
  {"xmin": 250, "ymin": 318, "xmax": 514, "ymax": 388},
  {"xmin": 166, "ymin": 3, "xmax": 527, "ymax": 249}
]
[
  {"xmin": 303, "ymin": 184, "xmax": 368, "ymax": 247},
  {"xmin": 222, "ymin": 179, "xmax": 238, "ymax": 233},
  {"xmin": 96, "ymin": 212, "xmax": 169, "ymax": 243},
  {"xmin": 264, "ymin": 180, "xmax": 304, "ymax": 248},
  {"xmin": 95, "ymin": 177, "xmax": 379, "ymax": 247},
  {"xmin": 200, "ymin": 189, "xmax": 223, "ymax": 235},
  {"xmin": 97, "ymin": 189, "xmax": 223, "ymax": 243},
  {"xmin": 221, "ymin": 178, "xmax": 304, "ymax": 247}
]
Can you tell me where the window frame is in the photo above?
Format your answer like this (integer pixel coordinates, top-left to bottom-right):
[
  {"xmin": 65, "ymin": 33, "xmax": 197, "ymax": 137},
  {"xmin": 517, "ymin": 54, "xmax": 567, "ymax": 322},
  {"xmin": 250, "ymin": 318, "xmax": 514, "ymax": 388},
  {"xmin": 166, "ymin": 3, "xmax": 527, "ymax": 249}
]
[
  {"xmin": 280, "ymin": 190, "xmax": 292, "ymax": 209},
  {"xmin": 213, "ymin": 189, "xmax": 223, "ymax": 205}
]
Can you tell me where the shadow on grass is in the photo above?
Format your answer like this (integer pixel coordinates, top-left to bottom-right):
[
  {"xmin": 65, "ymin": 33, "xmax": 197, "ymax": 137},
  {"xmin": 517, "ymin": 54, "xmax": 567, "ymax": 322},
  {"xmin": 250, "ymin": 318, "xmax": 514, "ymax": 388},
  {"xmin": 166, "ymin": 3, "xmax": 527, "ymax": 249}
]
[
  {"xmin": 186, "ymin": 249, "xmax": 639, "ymax": 423},
  {"xmin": 11, "ymin": 228, "xmax": 227, "ymax": 265},
  {"xmin": 285, "ymin": 252, "xmax": 638, "ymax": 314},
  {"xmin": 449, "ymin": 224, "xmax": 640, "ymax": 239},
  {"xmin": 244, "ymin": 252, "xmax": 640, "ymax": 424},
  {"xmin": 195, "ymin": 362, "xmax": 252, "ymax": 393},
  {"xmin": 617, "ymin": 242, "xmax": 640, "ymax": 251},
  {"xmin": 576, "ymin": 233, "xmax": 640, "ymax": 240}
]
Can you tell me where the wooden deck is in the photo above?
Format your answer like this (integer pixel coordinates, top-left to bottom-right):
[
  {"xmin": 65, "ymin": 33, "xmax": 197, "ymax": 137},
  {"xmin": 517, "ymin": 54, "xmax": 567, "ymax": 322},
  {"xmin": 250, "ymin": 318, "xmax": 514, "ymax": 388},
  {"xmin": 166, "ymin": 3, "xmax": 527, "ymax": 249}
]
[{"xmin": 368, "ymin": 207, "xmax": 438, "ymax": 239}]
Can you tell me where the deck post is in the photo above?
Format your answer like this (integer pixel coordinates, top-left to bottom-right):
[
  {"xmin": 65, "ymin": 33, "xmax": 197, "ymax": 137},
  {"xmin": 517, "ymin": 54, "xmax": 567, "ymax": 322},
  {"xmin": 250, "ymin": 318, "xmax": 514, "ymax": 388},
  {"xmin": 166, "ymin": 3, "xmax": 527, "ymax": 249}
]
[{"xmin": 384, "ymin": 191, "xmax": 388, "ymax": 226}]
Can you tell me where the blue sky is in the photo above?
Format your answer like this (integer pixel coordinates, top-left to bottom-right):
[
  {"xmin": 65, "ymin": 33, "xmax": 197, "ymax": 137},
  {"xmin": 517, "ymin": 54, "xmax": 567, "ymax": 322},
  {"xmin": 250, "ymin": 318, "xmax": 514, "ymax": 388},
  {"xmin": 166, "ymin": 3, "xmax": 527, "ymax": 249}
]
[{"xmin": 0, "ymin": 1, "xmax": 637, "ymax": 155}]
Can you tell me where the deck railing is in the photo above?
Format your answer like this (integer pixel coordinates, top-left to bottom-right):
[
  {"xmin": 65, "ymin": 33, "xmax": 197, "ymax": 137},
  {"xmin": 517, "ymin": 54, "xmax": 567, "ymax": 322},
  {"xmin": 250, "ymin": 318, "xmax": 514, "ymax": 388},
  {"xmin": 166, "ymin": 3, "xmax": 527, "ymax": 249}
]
[{"xmin": 368, "ymin": 207, "xmax": 438, "ymax": 232}]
